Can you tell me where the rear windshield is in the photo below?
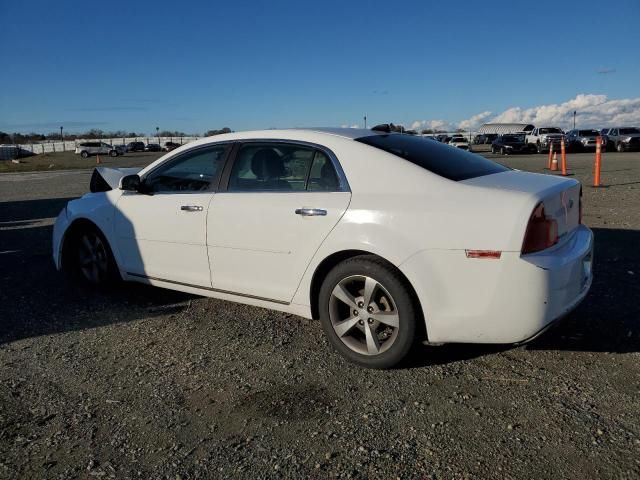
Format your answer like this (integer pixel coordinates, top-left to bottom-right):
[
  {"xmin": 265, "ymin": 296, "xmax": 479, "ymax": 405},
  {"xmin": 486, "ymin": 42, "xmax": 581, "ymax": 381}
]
[
  {"xmin": 578, "ymin": 130, "xmax": 599, "ymax": 136},
  {"xmin": 355, "ymin": 134, "xmax": 509, "ymax": 181}
]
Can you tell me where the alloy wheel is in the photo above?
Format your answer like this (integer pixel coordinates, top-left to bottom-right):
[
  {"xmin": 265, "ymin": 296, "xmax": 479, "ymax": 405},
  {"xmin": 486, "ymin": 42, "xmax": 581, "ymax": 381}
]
[
  {"xmin": 329, "ymin": 275, "xmax": 400, "ymax": 356},
  {"xmin": 77, "ymin": 233, "xmax": 109, "ymax": 284}
]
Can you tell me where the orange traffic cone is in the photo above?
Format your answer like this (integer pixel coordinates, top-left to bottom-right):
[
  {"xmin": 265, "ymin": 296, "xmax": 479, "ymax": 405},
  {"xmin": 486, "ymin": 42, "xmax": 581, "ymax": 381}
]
[
  {"xmin": 551, "ymin": 152, "xmax": 558, "ymax": 171},
  {"xmin": 96, "ymin": 154, "xmax": 101, "ymax": 165}
]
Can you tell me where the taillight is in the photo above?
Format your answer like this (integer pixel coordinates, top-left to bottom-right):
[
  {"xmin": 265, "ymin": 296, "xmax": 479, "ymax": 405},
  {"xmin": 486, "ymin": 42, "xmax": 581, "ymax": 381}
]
[{"xmin": 522, "ymin": 202, "xmax": 558, "ymax": 254}]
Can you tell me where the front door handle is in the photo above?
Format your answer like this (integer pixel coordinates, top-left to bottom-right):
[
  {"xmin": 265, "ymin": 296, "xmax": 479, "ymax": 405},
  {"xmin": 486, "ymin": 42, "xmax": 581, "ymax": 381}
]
[
  {"xmin": 180, "ymin": 205, "xmax": 203, "ymax": 212},
  {"xmin": 295, "ymin": 208, "xmax": 327, "ymax": 216}
]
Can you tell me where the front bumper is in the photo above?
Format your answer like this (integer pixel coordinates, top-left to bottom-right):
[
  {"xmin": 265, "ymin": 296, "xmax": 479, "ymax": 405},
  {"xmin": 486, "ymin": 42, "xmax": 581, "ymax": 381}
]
[
  {"xmin": 400, "ymin": 225, "xmax": 594, "ymax": 344},
  {"xmin": 619, "ymin": 141, "xmax": 640, "ymax": 151},
  {"xmin": 52, "ymin": 208, "xmax": 70, "ymax": 270}
]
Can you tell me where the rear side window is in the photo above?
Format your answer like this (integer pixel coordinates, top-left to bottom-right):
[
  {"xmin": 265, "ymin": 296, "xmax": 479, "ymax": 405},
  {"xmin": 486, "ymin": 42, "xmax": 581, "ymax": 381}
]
[
  {"xmin": 308, "ymin": 151, "xmax": 339, "ymax": 191},
  {"xmin": 355, "ymin": 134, "xmax": 508, "ymax": 181}
]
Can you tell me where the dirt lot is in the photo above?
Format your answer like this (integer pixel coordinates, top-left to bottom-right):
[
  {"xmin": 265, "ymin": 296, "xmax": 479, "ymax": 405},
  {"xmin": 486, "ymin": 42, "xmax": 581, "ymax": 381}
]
[{"xmin": 0, "ymin": 149, "xmax": 639, "ymax": 479}]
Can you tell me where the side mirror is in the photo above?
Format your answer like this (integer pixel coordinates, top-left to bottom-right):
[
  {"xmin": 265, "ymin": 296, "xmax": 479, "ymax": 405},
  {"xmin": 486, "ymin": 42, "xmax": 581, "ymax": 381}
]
[{"xmin": 120, "ymin": 174, "xmax": 141, "ymax": 191}]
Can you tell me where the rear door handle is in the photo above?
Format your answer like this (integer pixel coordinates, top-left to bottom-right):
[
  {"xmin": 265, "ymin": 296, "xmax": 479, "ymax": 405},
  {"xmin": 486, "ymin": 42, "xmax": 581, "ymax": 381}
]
[
  {"xmin": 181, "ymin": 205, "xmax": 203, "ymax": 212},
  {"xmin": 295, "ymin": 208, "xmax": 327, "ymax": 216}
]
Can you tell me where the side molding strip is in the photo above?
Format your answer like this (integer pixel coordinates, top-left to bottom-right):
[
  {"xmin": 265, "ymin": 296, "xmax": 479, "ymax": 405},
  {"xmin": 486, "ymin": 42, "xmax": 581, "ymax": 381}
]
[{"xmin": 126, "ymin": 272, "xmax": 290, "ymax": 305}]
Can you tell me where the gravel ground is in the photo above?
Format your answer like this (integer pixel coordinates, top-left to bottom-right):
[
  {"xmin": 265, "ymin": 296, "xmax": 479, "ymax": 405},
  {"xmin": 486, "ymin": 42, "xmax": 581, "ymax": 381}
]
[{"xmin": 1, "ymin": 150, "xmax": 639, "ymax": 479}]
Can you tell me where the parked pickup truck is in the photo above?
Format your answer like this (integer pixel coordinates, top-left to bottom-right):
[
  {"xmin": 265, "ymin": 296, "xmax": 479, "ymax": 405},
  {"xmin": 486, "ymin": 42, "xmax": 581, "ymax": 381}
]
[
  {"xmin": 606, "ymin": 127, "xmax": 640, "ymax": 152},
  {"xmin": 525, "ymin": 127, "xmax": 565, "ymax": 153}
]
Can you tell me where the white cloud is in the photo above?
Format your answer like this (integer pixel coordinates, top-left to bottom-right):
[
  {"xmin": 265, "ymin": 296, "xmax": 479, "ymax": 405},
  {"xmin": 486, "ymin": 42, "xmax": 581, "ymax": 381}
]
[
  {"xmin": 341, "ymin": 124, "xmax": 361, "ymax": 128},
  {"xmin": 407, "ymin": 94, "xmax": 640, "ymax": 132},
  {"xmin": 458, "ymin": 111, "xmax": 492, "ymax": 131},
  {"xmin": 409, "ymin": 119, "xmax": 457, "ymax": 132},
  {"xmin": 490, "ymin": 94, "xmax": 640, "ymax": 128}
]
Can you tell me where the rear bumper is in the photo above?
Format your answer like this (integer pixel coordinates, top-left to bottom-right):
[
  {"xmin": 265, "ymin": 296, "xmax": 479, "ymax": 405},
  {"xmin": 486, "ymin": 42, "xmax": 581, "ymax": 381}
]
[{"xmin": 400, "ymin": 225, "xmax": 594, "ymax": 344}]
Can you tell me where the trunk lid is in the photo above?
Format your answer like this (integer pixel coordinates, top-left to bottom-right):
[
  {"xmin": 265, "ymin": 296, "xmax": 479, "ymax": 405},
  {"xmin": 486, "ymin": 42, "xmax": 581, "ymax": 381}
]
[{"xmin": 462, "ymin": 170, "xmax": 581, "ymax": 239}]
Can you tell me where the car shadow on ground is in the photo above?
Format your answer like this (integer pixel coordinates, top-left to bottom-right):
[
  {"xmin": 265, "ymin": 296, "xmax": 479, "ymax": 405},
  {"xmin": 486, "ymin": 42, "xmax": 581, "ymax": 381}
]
[
  {"xmin": 405, "ymin": 227, "xmax": 640, "ymax": 368},
  {"xmin": 0, "ymin": 197, "xmax": 195, "ymax": 345}
]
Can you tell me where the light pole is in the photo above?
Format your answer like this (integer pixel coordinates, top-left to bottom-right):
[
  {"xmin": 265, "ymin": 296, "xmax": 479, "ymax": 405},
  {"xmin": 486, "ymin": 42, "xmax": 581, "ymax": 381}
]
[
  {"xmin": 573, "ymin": 111, "xmax": 576, "ymax": 129},
  {"xmin": 364, "ymin": 115, "xmax": 367, "ymax": 129},
  {"xmin": 60, "ymin": 126, "xmax": 63, "ymax": 141},
  {"xmin": 156, "ymin": 126, "xmax": 159, "ymax": 144}
]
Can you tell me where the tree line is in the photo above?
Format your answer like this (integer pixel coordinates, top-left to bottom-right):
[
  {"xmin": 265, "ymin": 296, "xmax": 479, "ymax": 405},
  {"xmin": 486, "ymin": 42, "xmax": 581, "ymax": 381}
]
[{"xmin": 0, "ymin": 127, "xmax": 234, "ymax": 144}]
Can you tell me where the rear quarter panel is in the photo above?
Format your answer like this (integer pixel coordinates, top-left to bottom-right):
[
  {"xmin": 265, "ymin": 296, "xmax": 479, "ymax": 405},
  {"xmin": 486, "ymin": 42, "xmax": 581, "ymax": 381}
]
[{"xmin": 291, "ymin": 143, "xmax": 537, "ymax": 311}]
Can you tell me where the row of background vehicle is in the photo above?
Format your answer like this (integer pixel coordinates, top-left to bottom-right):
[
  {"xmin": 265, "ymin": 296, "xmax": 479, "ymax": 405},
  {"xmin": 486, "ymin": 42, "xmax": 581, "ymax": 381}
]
[
  {"xmin": 469, "ymin": 127, "xmax": 640, "ymax": 156},
  {"xmin": 74, "ymin": 141, "xmax": 182, "ymax": 158}
]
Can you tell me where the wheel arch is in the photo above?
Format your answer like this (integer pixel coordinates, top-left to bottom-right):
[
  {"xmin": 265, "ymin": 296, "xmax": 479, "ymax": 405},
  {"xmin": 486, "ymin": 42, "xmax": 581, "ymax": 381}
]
[
  {"xmin": 308, "ymin": 249, "xmax": 427, "ymax": 340},
  {"xmin": 60, "ymin": 218, "xmax": 110, "ymax": 271}
]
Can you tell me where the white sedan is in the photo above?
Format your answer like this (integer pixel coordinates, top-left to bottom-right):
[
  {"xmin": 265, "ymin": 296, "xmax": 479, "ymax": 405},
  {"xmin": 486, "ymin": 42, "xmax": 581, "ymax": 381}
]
[
  {"xmin": 52, "ymin": 128, "xmax": 593, "ymax": 368},
  {"xmin": 448, "ymin": 136, "xmax": 471, "ymax": 151}
]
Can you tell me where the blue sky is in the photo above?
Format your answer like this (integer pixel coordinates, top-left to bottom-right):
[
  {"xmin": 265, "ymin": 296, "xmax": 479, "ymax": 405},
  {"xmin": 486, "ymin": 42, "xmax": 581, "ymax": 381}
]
[{"xmin": 1, "ymin": 0, "xmax": 638, "ymax": 134}]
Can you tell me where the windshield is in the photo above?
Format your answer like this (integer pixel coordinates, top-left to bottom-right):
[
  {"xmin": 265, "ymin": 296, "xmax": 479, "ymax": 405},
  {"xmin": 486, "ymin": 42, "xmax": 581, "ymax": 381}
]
[
  {"xmin": 578, "ymin": 130, "xmax": 599, "ymax": 136},
  {"xmin": 620, "ymin": 128, "xmax": 640, "ymax": 135},
  {"xmin": 539, "ymin": 128, "xmax": 562, "ymax": 134},
  {"xmin": 355, "ymin": 134, "xmax": 508, "ymax": 181}
]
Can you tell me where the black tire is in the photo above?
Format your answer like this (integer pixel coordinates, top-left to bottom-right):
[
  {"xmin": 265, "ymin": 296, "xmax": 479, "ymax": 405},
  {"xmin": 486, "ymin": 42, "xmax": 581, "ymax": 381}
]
[
  {"xmin": 80, "ymin": 151, "xmax": 89, "ymax": 159},
  {"xmin": 63, "ymin": 224, "xmax": 120, "ymax": 288},
  {"xmin": 536, "ymin": 142, "xmax": 543, "ymax": 154},
  {"xmin": 110, "ymin": 150, "xmax": 118, "ymax": 157},
  {"xmin": 616, "ymin": 142, "xmax": 625, "ymax": 152},
  {"xmin": 500, "ymin": 147, "xmax": 507, "ymax": 155},
  {"xmin": 490, "ymin": 146, "xmax": 496, "ymax": 154},
  {"xmin": 318, "ymin": 255, "xmax": 418, "ymax": 369}
]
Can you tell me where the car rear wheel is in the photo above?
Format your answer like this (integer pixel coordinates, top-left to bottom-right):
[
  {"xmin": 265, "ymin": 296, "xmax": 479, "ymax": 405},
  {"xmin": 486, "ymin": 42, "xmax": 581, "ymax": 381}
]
[
  {"xmin": 64, "ymin": 226, "xmax": 119, "ymax": 287},
  {"xmin": 80, "ymin": 151, "xmax": 89, "ymax": 158},
  {"xmin": 319, "ymin": 256, "xmax": 418, "ymax": 369},
  {"xmin": 110, "ymin": 150, "xmax": 118, "ymax": 157}
]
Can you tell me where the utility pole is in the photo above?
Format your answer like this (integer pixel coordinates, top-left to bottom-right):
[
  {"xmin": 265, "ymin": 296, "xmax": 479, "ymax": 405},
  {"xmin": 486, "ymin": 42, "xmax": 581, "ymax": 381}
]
[
  {"xmin": 573, "ymin": 111, "xmax": 576, "ymax": 129},
  {"xmin": 364, "ymin": 115, "xmax": 367, "ymax": 129},
  {"xmin": 60, "ymin": 126, "xmax": 64, "ymax": 152}
]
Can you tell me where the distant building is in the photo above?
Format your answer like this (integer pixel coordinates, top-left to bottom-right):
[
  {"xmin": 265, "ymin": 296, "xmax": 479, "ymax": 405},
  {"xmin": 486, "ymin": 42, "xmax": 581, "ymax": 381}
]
[{"xmin": 478, "ymin": 123, "xmax": 535, "ymax": 135}]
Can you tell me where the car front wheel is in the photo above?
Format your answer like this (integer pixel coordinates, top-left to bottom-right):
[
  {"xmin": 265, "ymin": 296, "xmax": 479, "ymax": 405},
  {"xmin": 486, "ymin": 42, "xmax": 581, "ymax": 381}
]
[
  {"xmin": 319, "ymin": 256, "xmax": 418, "ymax": 369},
  {"xmin": 80, "ymin": 151, "xmax": 89, "ymax": 158},
  {"xmin": 616, "ymin": 142, "xmax": 625, "ymax": 152},
  {"xmin": 64, "ymin": 226, "xmax": 119, "ymax": 287}
]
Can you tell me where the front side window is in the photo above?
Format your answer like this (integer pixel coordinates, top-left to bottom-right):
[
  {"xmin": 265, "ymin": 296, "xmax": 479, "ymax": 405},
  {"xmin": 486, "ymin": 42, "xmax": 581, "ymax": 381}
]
[{"xmin": 144, "ymin": 145, "xmax": 227, "ymax": 193}]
